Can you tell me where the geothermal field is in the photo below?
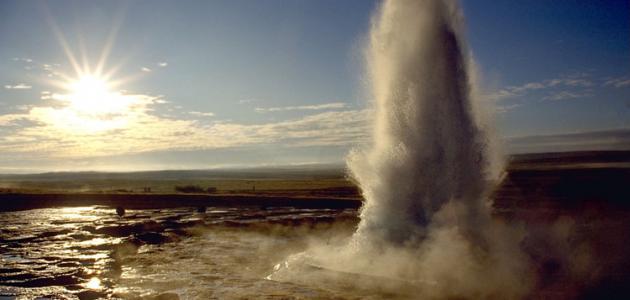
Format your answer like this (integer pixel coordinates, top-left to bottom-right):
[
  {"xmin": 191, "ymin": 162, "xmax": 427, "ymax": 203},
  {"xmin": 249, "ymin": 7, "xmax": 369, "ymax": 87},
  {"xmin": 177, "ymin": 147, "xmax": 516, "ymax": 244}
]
[
  {"xmin": 1, "ymin": 0, "xmax": 629, "ymax": 299},
  {"xmin": 1, "ymin": 152, "xmax": 629, "ymax": 299}
]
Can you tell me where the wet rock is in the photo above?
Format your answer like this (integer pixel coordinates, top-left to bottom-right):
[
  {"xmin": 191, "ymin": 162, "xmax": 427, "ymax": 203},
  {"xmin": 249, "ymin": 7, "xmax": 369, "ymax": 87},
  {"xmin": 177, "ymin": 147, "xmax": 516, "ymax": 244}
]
[
  {"xmin": 163, "ymin": 228, "xmax": 193, "ymax": 237},
  {"xmin": 141, "ymin": 220, "xmax": 163, "ymax": 232},
  {"xmin": 65, "ymin": 284, "xmax": 84, "ymax": 290},
  {"xmin": 58, "ymin": 261, "xmax": 81, "ymax": 268},
  {"xmin": 135, "ymin": 232, "xmax": 170, "ymax": 244},
  {"xmin": 80, "ymin": 226, "xmax": 97, "ymax": 234},
  {"xmin": 111, "ymin": 240, "xmax": 141, "ymax": 258},
  {"xmin": 127, "ymin": 214, "xmax": 151, "ymax": 219},
  {"xmin": 0, "ymin": 268, "xmax": 21, "ymax": 273},
  {"xmin": 178, "ymin": 219, "xmax": 205, "ymax": 228},
  {"xmin": 152, "ymin": 292, "xmax": 180, "ymax": 300},
  {"xmin": 0, "ymin": 272, "xmax": 37, "ymax": 282},
  {"xmin": 70, "ymin": 232, "xmax": 95, "ymax": 240},
  {"xmin": 39, "ymin": 256, "xmax": 60, "ymax": 262},
  {"xmin": 115, "ymin": 206, "xmax": 125, "ymax": 217},
  {"xmin": 77, "ymin": 290, "xmax": 107, "ymax": 300},
  {"xmin": 5, "ymin": 235, "xmax": 37, "ymax": 243},
  {"xmin": 16, "ymin": 274, "xmax": 80, "ymax": 287},
  {"xmin": 95, "ymin": 223, "xmax": 148, "ymax": 237}
]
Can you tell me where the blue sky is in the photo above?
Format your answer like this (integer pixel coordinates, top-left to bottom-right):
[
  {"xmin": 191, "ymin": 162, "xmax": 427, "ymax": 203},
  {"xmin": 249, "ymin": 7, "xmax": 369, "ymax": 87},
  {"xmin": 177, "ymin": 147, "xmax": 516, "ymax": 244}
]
[{"xmin": 0, "ymin": 0, "xmax": 628, "ymax": 172}]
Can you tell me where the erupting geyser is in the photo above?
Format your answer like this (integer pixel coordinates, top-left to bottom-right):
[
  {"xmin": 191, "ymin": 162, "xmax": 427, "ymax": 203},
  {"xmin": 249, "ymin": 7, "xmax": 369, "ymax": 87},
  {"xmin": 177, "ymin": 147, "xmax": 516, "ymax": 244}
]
[
  {"xmin": 348, "ymin": 0, "xmax": 492, "ymax": 247},
  {"xmin": 271, "ymin": 0, "xmax": 531, "ymax": 297}
]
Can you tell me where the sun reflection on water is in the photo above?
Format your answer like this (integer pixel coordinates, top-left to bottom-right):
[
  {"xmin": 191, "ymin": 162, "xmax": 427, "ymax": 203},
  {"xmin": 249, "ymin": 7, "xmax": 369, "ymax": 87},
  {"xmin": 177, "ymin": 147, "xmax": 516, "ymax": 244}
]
[
  {"xmin": 86, "ymin": 277, "xmax": 102, "ymax": 289},
  {"xmin": 57, "ymin": 206, "xmax": 98, "ymax": 221}
]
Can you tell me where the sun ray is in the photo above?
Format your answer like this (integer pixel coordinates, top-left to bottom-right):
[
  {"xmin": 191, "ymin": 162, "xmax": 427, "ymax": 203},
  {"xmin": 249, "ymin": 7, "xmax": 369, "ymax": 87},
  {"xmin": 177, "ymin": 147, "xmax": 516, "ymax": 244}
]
[
  {"xmin": 36, "ymin": 3, "xmax": 153, "ymax": 135},
  {"xmin": 44, "ymin": 8, "xmax": 84, "ymax": 78},
  {"xmin": 95, "ymin": 6, "xmax": 127, "ymax": 77},
  {"xmin": 78, "ymin": 34, "xmax": 92, "ymax": 76}
]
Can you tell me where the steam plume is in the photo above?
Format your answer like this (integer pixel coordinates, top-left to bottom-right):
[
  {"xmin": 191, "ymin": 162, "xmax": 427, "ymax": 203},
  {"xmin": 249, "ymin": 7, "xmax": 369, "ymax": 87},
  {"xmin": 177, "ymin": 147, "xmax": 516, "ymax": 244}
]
[
  {"xmin": 343, "ymin": 0, "xmax": 531, "ymax": 297},
  {"xmin": 270, "ymin": 1, "xmax": 531, "ymax": 298},
  {"xmin": 348, "ymin": 0, "xmax": 492, "ymax": 246}
]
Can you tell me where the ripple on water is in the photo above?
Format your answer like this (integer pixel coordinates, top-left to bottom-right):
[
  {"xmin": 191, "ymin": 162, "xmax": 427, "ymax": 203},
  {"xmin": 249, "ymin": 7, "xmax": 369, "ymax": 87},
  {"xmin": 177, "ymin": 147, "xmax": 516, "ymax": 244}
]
[{"xmin": 0, "ymin": 205, "xmax": 359, "ymax": 299}]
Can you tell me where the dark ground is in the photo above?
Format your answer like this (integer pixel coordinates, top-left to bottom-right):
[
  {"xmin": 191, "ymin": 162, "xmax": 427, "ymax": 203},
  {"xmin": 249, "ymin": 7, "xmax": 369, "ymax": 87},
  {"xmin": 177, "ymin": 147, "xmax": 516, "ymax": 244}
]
[{"xmin": 494, "ymin": 151, "xmax": 630, "ymax": 299}]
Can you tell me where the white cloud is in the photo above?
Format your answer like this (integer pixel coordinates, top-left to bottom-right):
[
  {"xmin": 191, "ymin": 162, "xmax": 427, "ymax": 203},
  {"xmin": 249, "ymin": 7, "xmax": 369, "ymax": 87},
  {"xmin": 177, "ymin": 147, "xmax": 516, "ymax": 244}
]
[
  {"xmin": 4, "ymin": 84, "xmax": 32, "ymax": 90},
  {"xmin": 157, "ymin": 62, "xmax": 168, "ymax": 67},
  {"xmin": 485, "ymin": 89, "xmax": 516, "ymax": 102},
  {"xmin": 0, "ymin": 114, "xmax": 28, "ymax": 126},
  {"xmin": 604, "ymin": 76, "xmax": 630, "ymax": 88},
  {"xmin": 486, "ymin": 74, "xmax": 595, "ymax": 102},
  {"xmin": 548, "ymin": 78, "xmax": 592, "ymax": 87},
  {"xmin": 255, "ymin": 102, "xmax": 347, "ymax": 113},
  {"xmin": 0, "ymin": 95, "xmax": 368, "ymax": 159},
  {"xmin": 12, "ymin": 58, "xmax": 33, "ymax": 63},
  {"xmin": 495, "ymin": 103, "xmax": 521, "ymax": 113},
  {"xmin": 189, "ymin": 111, "xmax": 215, "ymax": 117},
  {"xmin": 141, "ymin": 67, "xmax": 152, "ymax": 72},
  {"xmin": 507, "ymin": 82, "xmax": 546, "ymax": 94},
  {"xmin": 542, "ymin": 90, "xmax": 592, "ymax": 101},
  {"xmin": 40, "ymin": 91, "xmax": 52, "ymax": 100}
]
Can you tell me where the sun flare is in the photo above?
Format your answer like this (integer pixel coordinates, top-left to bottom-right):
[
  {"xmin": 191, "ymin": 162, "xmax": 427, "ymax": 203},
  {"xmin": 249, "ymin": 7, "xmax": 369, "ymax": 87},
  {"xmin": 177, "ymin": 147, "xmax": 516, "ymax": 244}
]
[
  {"xmin": 69, "ymin": 75, "xmax": 111, "ymax": 101},
  {"xmin": 64, "ymin": 75, "xmax": 121, "ymax": 115},
  {"xmin": 35, "ymin": 72, "xmax": 152, "ymax": 134}
]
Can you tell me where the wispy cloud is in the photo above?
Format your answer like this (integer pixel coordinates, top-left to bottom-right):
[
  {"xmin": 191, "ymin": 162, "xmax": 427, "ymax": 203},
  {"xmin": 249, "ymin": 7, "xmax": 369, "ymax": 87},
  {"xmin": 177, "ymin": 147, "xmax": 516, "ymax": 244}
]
[
  {"xmin": 0, "ymin": 114, "xmax": 28, "ymax": 126},
  {"xmin": 547, "ymin": 78, "xmax": 593, "ymax": 87},
  {"xmin": 12, "ymin": 57, "xmax": 33, "ymax": 63},
  {"xmin": 604, "ymin": 76, "xmax": 630, "ymax": 88},
  {"xmin": 255, "ymin": 102, "xmax": 347, "ymax": 113},
  {"xmin": 189, "ymin": 111, "xmax": 215, "ymax": 117},
  {"xmin": 4, "ymin": 84, "xmax": 32, "ymax": 90},
  {"xmin": 40, "ymin": 91, "xmax": 52, "ymax": 100},
  {"xmin": 39, "ymin": 63, "xmax": 62, "ymax": 78},
  {"xmin": 495, "ymin": 103, "xmax": 521, "ymax": 113},
  {"xmin": 157, "ymin": 62, "xmax": 168, "ymax": 67},
  {"xmin": 486, "ymin": 74, "xmax": 594, "ymax": 102},
  {"xmin": 542, "ymin": 90, "xmax": 592, "ymax": 101},
  {"xmin": 141, "ymin": 67, "xmax": 152, "ymax": 72},
  {"xmin": 0, "ymin": 94, "xmax": 368, "ymax": 159},
  {"xmin": 507, "ymin": 128, "xmax": 630, "ymax": 154}
]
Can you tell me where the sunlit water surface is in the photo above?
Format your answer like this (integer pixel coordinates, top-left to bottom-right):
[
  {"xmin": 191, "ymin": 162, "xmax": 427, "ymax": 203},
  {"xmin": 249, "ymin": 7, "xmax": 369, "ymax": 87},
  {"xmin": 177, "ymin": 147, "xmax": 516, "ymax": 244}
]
[{"xmin": 0, "ymin": 206, "xmax": 360, "ymax": 299}]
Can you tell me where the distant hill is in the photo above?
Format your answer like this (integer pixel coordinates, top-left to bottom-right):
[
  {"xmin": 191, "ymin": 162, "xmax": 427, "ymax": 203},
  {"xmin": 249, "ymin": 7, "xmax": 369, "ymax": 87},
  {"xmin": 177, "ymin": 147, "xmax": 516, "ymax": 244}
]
[
  {"xmin": 0, "ymin": 163, "xmax": 347, "ymax": 181},
  {"xmin": 510, "ymin": 150, "xmax": 630, "ymax": 166},
  {"xmin": 0, "ymin": 150, "xmax": 628, "ymax": 182}
]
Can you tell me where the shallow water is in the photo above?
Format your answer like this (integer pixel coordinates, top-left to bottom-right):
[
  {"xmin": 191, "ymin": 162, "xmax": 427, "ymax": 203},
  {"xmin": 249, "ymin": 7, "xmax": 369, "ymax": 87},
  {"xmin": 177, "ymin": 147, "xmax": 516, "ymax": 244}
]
[
  {"xmin": 2, "ymin": 199, "xmax": 629, "ymax": 299},
  {"xmin": 0, "ymin": 206, "xmax": 359, "ymax": 299}
]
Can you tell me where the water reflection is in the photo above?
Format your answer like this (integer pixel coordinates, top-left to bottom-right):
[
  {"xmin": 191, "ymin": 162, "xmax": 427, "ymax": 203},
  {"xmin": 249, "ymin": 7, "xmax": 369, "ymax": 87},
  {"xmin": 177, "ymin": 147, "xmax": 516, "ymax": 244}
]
[
  {"xmin": 58, "ymin": 206, "xmax": 99, "ymax": 221},
  {"xmin": 0, "ymin": 206, "xmax": 358, "ymax": 299},
  {"xmin": 85, "ymin": 277, "xmax": 101, "ymax": 289}
]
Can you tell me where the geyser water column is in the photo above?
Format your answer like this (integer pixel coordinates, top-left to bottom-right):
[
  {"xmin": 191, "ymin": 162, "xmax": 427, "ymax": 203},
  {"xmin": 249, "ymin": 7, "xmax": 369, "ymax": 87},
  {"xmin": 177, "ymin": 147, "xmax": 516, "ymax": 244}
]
[
  {"xmin": 348, "ymin": 0, "xmax": 493, "ymax": 245},
  {"xmin": 269, "ymin": 1, "xmax": 530, "ymax": 297}
]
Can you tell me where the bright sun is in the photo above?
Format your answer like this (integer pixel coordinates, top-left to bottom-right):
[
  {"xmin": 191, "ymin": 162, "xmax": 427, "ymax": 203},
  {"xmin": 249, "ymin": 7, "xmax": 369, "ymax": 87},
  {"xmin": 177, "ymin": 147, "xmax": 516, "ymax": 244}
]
[
  {"xmin": 70, "ymin": 75, "xmax": 110, "ymax": 100},
  {"xmin": 40, "ymin": 23, "xmax": 152, "ymax": 135},
  {"xmin": 43, "ymin": 73, "xmax": 144, "ymax": 133},
  {"xmin": 66, "ymin": 75, "xmax": 121, "ymax": 115}
]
